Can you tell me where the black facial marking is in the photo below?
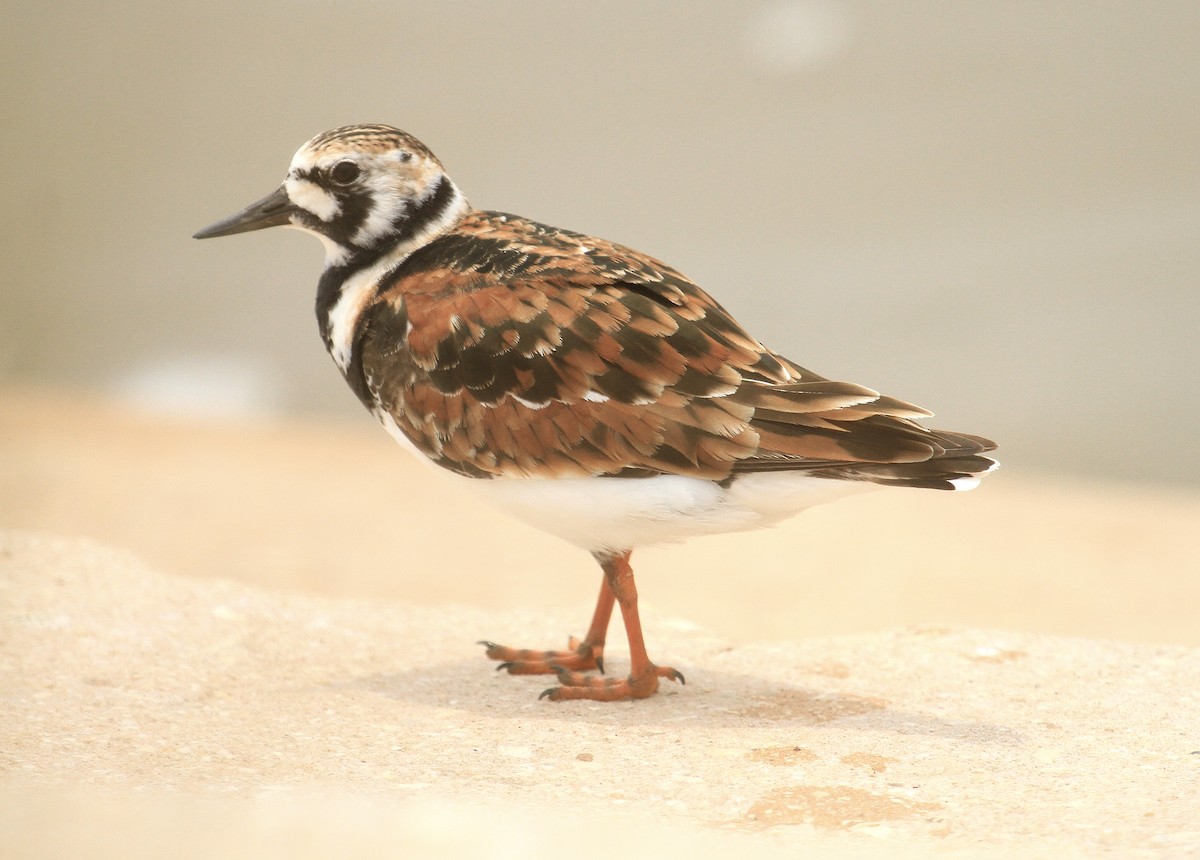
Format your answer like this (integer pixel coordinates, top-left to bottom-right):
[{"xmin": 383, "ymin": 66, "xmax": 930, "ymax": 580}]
[{"xmin": 382, "ymin": 175, "xmax": 458, "ymax": 251}]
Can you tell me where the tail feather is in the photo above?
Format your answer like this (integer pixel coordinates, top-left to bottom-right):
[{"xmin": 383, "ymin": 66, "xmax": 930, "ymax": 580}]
[
  {"xmin": 810, "ymin": 451, "xmax": 999, "ymax": 491},
  {"xmin": 731, "ymin": 421, "xmax": 999, "ymax": 491},
  {"xmin": 724, "ymin": 354, "xmax": 998, "ymax": 491}
]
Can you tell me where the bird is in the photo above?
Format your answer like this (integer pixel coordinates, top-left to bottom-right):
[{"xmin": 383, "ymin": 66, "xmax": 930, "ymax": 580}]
[{"xmin": 195, "ymin": 124, "xmax": 997, "ymax": 702}]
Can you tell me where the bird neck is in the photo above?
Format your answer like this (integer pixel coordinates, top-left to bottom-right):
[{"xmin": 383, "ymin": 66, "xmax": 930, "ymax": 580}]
[{"xmin": 315, "ymin": 176, "xmax": 469, "ymax": 384}]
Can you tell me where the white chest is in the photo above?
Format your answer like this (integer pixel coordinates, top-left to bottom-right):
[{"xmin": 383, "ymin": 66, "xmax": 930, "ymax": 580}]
[{"xmin": 323, "ymin": 252, "xmax": 409, "ymax": 373}]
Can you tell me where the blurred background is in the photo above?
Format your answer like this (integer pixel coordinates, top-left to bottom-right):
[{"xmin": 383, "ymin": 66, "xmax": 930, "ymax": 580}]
[{"xmin": 2, "ymin": 0, "xmax": 1198, "ymax": 487}]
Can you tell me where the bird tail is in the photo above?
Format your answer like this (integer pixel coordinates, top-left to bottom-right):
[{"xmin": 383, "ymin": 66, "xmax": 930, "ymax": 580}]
[{"xmin": 808, "ymin": 430, "xmax": 998, "ymax": 491}]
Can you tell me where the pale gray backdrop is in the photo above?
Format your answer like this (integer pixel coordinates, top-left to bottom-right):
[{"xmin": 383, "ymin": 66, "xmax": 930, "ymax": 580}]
[{"xmin": 3, "ymin": 1, "xmax": 1197, "ymax": 486}]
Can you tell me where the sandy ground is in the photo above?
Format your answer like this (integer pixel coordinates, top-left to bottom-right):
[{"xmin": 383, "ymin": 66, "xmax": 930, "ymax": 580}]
[{"xmin": 3, "ymin": 386, "xmax": 1200, "ymax": 858}]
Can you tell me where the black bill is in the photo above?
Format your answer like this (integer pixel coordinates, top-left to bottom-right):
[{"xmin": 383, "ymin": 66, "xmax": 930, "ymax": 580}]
[{"xmin": 193, "ymin": 185, "xmax": 297, "ymax": 239}]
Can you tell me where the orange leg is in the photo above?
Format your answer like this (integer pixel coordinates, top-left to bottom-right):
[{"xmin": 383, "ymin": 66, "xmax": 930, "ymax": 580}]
[
  {"xmin": 479, "ymin": 575, "xmax": 615, "ymax": 675},
  {"xmin": 541, "ymin": 550, "xmax": 684, "ymax": 702}
]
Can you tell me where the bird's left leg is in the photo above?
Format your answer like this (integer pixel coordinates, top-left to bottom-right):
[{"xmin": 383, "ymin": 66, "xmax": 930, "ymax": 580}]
[
  {"xmin": 541, "ymin": 550, "xmax": 685, "ymax": 702},
  {"xmin": 479, "ymin": 575, "xmax": 614, "ymax": 674}
]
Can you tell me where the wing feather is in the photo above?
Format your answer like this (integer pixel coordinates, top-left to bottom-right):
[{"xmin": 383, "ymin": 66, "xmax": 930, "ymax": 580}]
[{"xmin": 357, "ymin": 210, "xmax": 995, "ymax": 482}]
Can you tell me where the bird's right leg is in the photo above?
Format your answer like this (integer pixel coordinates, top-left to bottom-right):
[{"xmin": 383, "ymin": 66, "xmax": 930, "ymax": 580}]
[{"xmin": 479, "ymin": 576, "xmax": 614, "ymax": 674}]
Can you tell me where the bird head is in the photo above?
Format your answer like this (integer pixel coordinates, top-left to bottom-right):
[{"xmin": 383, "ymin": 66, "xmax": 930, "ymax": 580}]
[{"xmin": 194, "ymin": 124, "xmax": 466, "ymax": 266}]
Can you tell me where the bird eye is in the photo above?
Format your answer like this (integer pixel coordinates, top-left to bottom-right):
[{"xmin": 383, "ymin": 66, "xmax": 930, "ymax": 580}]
[
  {"xmin": 397, "ymin": 151, "xmax": 413, "ymax": 163},
  {"xmin": 329, "ymin": 161, "xmax": 360, "ymax": 185}
]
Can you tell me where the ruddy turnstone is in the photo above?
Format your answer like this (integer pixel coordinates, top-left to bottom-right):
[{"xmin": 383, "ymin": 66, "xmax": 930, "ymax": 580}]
[{"xmin": 195, "ymin": 124, "xmax": 997, "ymax": 702}]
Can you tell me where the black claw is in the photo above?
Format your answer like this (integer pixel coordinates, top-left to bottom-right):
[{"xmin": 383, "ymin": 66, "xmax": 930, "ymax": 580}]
[
  {"xmin": 495, "ymin": 662, "xmax": 514, "ymax": 673},
  {"xmin": 478, "ymin": 640, "xmax": 498, "ymax": 649},
  {"xmin": 539, "ymin": 687, "xmax": 559, "ymax": 701},
  {"xmin": 595, "ymin": 655, "xmax": 605, "ymax": 675},
  {"xmin": 673, "ymin": 670, "xmax": 686, "ymax": 685}
]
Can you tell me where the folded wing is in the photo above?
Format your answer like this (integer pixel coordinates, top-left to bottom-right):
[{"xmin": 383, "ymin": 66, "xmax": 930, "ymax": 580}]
[{"xmin": 357, "ymin": 211, "xmax": 996, "ymax": 487}]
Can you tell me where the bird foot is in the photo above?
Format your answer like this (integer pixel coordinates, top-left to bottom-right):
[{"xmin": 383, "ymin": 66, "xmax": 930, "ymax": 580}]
[
  {"xmin": 539, "ymin": 664, "xmax": 685, "ymax": 702},
  {"xmin": 478, "ymin": 636, "xmax": 605, "ymax": 675}
]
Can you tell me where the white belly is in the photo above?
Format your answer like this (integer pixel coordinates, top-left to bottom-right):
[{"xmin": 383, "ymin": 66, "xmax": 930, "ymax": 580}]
[
  {"xmin": 470, "ymin": 471, "xmax": 877, "ymax": 555},
  {"xmin": 374, "ymin": 406, "xmax": 876, "ymax": 554}
]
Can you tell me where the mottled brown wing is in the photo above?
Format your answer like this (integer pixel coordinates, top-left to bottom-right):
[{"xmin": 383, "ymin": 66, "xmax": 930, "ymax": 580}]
[{"xmin": 357, "ymin": 212, "xmax": 985, "ymax": 480}]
